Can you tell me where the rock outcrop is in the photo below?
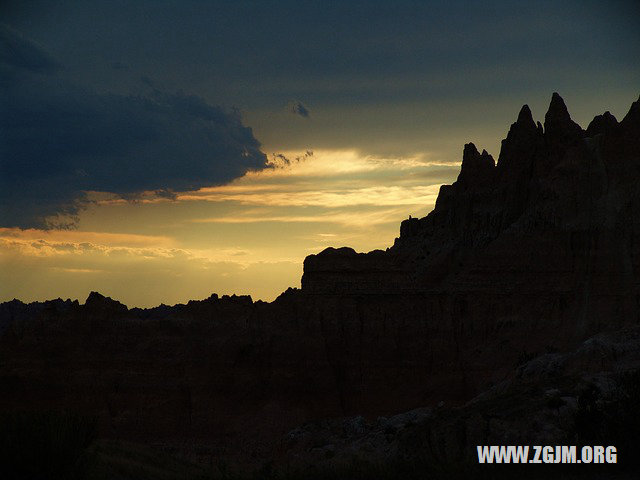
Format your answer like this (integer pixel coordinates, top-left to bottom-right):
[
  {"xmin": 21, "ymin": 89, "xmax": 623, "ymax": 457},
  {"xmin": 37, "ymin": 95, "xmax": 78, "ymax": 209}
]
[
  {"xmin": 303, "ymin": 93, "xmax": 640, "ymax": 337},
  {"xmin": 284, "ymin": 325, "xmax": 640, "ymax": 474}
]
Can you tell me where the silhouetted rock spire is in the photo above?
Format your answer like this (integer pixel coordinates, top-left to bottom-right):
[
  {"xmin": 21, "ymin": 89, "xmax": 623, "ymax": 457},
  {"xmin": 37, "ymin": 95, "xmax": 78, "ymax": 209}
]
[
  {"xmin": 620, "ymin": 95, "xmax": 640, "ymax": 130},
  {"xmin": 496, "ymin": 103, "xmax": 542, "ymax": 174},
  {"xmin": 546, "ymin": 92, "xmax": 570, "ymax": 120},
  {"xmin": 516, "ymin": 104, "xmax": 536, "ymax": 129},
  {"xmin": 544, "ymin": 92, "xmax": 583, "ymax": 144},
  {"xmin": 457, "ymin": 143, "xmax": 495, "ymax": 185}
]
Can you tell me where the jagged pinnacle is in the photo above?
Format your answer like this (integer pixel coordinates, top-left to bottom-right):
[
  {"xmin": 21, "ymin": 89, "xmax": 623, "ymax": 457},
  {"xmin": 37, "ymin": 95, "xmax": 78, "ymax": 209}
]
[
  {"xmin": 517, "ymin": 104, "xmax": 535, "ymax": 127},
  {"xmin": 546, "ymin": 92, "xmax": 570, "ymax": 122},
  {"xmin": 544, "ymin": 92, "xmax": 583, "ymax": 140}
]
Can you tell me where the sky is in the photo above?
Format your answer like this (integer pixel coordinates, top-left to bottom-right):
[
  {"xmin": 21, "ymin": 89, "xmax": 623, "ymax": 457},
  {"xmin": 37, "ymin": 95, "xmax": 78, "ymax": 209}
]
[{"xmin": 1, "ymin": 0, "xmax": 639, "ymax": 306}]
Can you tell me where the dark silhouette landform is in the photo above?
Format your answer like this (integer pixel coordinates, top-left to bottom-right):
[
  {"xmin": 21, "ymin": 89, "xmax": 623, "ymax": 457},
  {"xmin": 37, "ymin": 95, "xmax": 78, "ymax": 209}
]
[{"xmin": 2, "ymin": 93, "xmax": 640, "ymax": 478}]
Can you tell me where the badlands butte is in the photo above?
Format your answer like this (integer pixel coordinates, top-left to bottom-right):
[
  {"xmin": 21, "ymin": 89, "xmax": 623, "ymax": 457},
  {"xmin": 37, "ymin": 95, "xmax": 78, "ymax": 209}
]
[{"xmin": 2, "ymin": 93, "xmax": 640, "ymax": 478}]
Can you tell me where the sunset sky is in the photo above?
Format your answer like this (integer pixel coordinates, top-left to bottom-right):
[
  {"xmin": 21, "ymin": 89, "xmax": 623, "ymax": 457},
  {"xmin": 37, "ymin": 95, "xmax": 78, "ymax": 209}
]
[{"xmin": 1, "ymin": 1, "xmax": 639, "ymax": 306}]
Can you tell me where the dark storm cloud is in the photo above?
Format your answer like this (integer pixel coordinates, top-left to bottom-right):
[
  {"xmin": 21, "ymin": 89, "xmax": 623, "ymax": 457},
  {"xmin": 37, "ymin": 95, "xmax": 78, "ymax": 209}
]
[
  {"xmin": 1, "ymin": 0, "xmax": 638, "ymax": 223},
  {"xmin": 288, "ymin": 100, "xmax": 310, "ymax": 118},
  {"xmin": 3, "ymin": 0, "xmax": 630, "ymax": 162},
  {"xmin": 0, "ymin": 24, "xmax": 57, "ymax": 73},
  {"xmin": 0, "ymin": 28, "xmax": 268, "ymax": 229},
  {"xmin": 3, "ymin": 2, "xmax": 638, "ymax": 111}
]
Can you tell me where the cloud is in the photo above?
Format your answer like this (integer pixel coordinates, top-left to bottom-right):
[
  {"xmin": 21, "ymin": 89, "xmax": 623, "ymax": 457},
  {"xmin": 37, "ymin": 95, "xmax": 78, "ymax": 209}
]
[
  {"xmin": 190, "ymin": 207, "xmax": 413, "ymax": 227},
  {"xmin": 0, "ymin": 27, "xmax": 269, "ymax": 229},
  {"xmin": 0, "ymin": 24, "xmax": 58, "ymax": 74},
  {"xmin": 0, "ymin": 227, "xmax": 174, "ymax": 247},
  {"xmin": 287, "ymin": 100, "xmax": 310, "ymax": 118},
  {"xmin": 0, "ymin": 232, "xmax": 301, "ymax": 305},
  {"xmin": 181, "ymin": 184, "xmax": 440, "ymax": 208},
  {"xmin": 267, "ymin": 150, "xmax": 313, "ymax": 168}
]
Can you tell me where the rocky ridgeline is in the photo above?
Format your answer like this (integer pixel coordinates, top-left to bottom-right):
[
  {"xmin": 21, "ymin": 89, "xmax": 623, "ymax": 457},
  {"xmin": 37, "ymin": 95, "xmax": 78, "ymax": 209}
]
[
  {"xmin": 1, "ymin": 94, "xmax": 639, "ymax": 471},
  {"xmin": 304, "ymin": 93, "xmax": 640, "ymax": 304}
]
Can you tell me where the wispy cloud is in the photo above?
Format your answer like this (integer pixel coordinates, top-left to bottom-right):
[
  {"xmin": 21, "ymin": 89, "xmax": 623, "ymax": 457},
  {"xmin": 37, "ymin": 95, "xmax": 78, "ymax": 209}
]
[
  {"xmin": 287, "ymin": 100, "xmax": 310, "ymax": 118},
  {"xmin": 183, "ymin": 185, "xmax": 439, "ymax": 208},
  {"xmin": 0, "ymin": 237, "xmax": 186, "ymax": 259},
  {"xmin": 191, "ymin": 207, "xmax": 410, "ymax": 227},
  {"xmin": 174, "ymin": 150, "xmax": 445, "ymax": 210},
  {"xmin": 0, "ymin": 233, "xmax": 301, "ymax": 305},
  {"xmin": 0, "ymin": 228, "xmax": 174, "ymax": 247},
  {"xmin": 51, "ymin": 267, "xmax": 104, "ymax": 274}
]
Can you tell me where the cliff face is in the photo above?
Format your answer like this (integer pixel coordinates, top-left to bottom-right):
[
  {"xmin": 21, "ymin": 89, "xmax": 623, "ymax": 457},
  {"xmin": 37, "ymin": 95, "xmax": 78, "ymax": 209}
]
[{"xmin": 1, "ymin": 94, "xmax": 639, "ymax": 467}]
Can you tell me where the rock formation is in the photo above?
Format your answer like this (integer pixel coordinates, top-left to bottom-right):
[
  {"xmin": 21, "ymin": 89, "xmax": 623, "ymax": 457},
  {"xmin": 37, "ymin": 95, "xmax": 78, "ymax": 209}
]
[
  {"xmin": 303, "ymin": 93, "xmax": 640, "ymax": 337},
  {"xmin": 1, "ymin": 93, "xmax": 639, "ymax": 475}
]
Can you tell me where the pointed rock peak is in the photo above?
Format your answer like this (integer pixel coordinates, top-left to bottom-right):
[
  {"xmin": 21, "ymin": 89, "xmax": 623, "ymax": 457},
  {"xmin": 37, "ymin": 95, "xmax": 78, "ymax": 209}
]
[
  {"xmin": 480, "ymin": 149, "xmax": 495, "ymax": 163},
  {"xmin": 546, "ymin": 92, "xmax": 570, "ymax": 121},
  {"xmin": 85, "ymin": 291, "xmax": 106, "ymax": 304},
  {"xmin": 544, "ymin": 92, "xmax": 583, "ymax": 141},
  {"xmin": 517, "ymin": 104, "xmax": 535, "ymax": 127},
  {"xmin": 463, "ymin": 142, "xmax": 479, "ymax": 159},
  {"xmin": 620, "ymin": 95, "xmax": 640, "ymax": 129},
  {"xmin": 459, "ymin": 143, "xmax": 494, "ymax": 184},
  {"xmin": 503, "ymin": 105, "xmax": 537, "ymax": 147}
]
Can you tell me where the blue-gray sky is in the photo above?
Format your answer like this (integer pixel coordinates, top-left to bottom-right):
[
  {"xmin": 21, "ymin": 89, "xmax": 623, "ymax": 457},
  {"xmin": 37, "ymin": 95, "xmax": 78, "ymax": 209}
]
[{"xmin": 1, "ymin": 0, "xmax": 639, "ymax": 304}]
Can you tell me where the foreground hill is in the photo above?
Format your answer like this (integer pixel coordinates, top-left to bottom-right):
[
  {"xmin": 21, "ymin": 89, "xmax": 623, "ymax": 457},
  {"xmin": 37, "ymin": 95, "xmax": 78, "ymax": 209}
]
[{"xmin": 1, "ymin": 93, "xmax": 639, "ymax": 478}]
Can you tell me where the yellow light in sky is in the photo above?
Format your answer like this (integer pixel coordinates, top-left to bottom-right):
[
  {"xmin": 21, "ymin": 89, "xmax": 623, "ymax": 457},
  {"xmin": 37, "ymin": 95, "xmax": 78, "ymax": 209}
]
[{"xmin": 0, "ymin": 150, "xmax": 459, "ymax": 307}]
